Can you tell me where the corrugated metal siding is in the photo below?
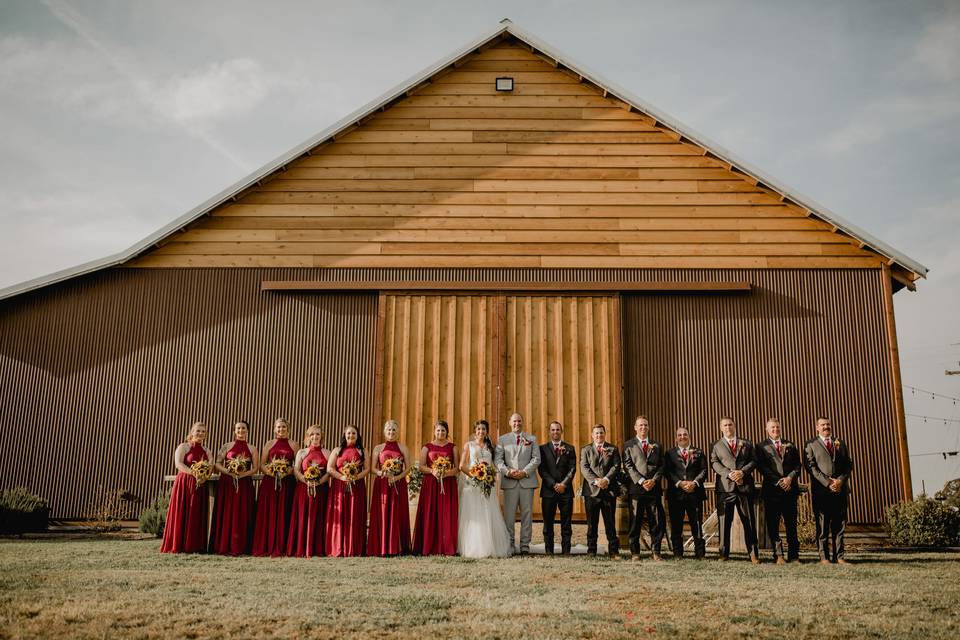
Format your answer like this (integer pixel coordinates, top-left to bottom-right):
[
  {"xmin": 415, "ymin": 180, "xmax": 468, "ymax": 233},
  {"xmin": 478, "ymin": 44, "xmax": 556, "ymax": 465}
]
[
  {"xmin": 621, "ymin": 269, "xmax": 900, "ymax": 524},
  {"xmin": 0, "ymin": 268, "xmax": 376, "ymax": 518}
]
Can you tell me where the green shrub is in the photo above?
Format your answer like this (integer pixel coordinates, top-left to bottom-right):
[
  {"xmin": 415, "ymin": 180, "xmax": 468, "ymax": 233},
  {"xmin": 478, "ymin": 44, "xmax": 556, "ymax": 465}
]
[
  {"xmin": 407, "ymin": 466, "xmax": 423, "ymax": 497},
  {"xmin": 886, "ymin": 496, "xmax": 960, "ymax": 547},
  {"xmin": 0, "ymin": 487, "xmax": 50, "ymax": 534},
  {"xmin": 935, "ymin": 478, "xmax": 960, "ymax": 509},
  {"xmin": 138, "ymin": 492, "xmax": 170, "ymax": 538}
]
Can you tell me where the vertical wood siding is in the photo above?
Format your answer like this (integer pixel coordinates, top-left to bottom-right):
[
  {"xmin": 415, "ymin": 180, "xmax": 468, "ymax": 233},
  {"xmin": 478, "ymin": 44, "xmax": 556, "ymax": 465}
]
[{"xmin": 0, "ymin": 268, "xmax": 376, "ymax": 518}]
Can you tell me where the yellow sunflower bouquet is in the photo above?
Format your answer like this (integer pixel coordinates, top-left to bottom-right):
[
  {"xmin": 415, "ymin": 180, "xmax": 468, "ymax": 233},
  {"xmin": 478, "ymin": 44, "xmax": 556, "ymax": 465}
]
[
  {"xmin": 381, "ymin": 456, "xmax": 404, "ymax": 494},
  {"xmin": 190, "ymin": 459, "xmax": 212, "ymax": 488},
  {"xmin": 264, "ymin": 456, "xmax": 292, "ymax": 491},
  {"xmin": 303, "ymin": 462, "xmax": 324, "ymax": 498},
  {"xmin": 469, "ymin": 460, "xmax": 496, "ymax": 498},
  {"xmin": 225, "ymin": 455, "xmax": 251, "ymax": 492},
  {"xmin": 431, "ymin": 456, "xmax": 453, "ymax": 494},
  {"xmin": 340, "ymin": 460, "xmax": 363, "ymax": 494}
]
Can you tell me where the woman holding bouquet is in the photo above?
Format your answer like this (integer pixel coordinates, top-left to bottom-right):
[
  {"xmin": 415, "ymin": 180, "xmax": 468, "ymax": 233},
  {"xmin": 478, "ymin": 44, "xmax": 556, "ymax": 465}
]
[
  {"xmin": 161, "ymin": 421, "xmax": 214, "ymax": 554},
  {"xmin": 252, "ymin": 417, "xmax": 299, "ymax": 557},
  {"xmin": 325, "ymin": 424, "xmax": 369, "ymax": 556},
  {"xmin": 209, "ymin": 420, "xmax": 259, "ymax": 555},
  {"xmin": 457, "ymin": 420, "xmax": 512, "ymax": 558},
  {"xmin": 367, "ymin": 419, "xmax": 413, "ymax": 556},
  {"xmin": 413, "ymin": 420, "xmax": 459, "ymax": 556},
  {"xmin": 286, "ymin": 424, "xmax": 330, "ymax": 557}
]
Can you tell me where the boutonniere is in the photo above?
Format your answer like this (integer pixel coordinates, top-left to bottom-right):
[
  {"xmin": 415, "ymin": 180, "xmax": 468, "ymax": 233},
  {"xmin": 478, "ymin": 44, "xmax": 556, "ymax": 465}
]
[
  {"xmin": 522, "ymin": 437, "xmax": 532, "ymax": 447},
  {"xmin": 834, "ymin": 439, "xmax": 841, "ymax": 448},
  {"xmin": 555, "ymin": 444, "xmax": 567, "ymax": 456}
]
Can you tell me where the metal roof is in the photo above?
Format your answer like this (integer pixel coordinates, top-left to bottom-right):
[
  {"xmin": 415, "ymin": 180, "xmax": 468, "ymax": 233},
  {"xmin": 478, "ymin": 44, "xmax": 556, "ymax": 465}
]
[{"xmin": 0, "ymin": 20, "xmax": 927, "ymax": 301}]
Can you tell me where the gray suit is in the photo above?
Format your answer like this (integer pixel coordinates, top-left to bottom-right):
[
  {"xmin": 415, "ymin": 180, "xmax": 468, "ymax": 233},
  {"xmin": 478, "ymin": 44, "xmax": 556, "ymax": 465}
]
[{"xmin": 495, "ymin": 431, "xmax": 540, "ymax": 552}]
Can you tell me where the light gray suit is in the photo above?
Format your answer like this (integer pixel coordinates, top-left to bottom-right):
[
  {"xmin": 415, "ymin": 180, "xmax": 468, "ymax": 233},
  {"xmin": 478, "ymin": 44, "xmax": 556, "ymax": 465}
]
[{"xmin": 495, "ymin": 431, "xmax": 540, "ymax": 552}]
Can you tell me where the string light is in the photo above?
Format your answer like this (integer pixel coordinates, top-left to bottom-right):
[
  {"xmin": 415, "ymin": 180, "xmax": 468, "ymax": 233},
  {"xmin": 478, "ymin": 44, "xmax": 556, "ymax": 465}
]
[
  {"xmin": 903, "ymin": 384, "xmax": 959, "ymax": 404},
  {"xmin": 905, "ymin": 413, "xmax": 960, "ymax": 425}
]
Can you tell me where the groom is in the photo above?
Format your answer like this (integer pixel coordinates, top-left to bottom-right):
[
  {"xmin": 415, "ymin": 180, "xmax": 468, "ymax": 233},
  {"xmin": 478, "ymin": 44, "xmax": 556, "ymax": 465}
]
[{"xmin": 495, "ymin": 412, "xmax": 540, "ymax": 554}]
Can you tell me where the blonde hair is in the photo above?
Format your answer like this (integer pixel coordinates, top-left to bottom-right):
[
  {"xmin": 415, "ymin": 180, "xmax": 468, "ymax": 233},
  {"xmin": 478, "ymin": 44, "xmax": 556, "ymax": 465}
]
[
  {"xmin": 187, "ymin": 421, "xmax": 206, "ymax": 444},
  {"xmin": 304, "ymin": 424, "xmax": 323, "ymax": 445},
  {"xmin": 384, "ymin": 419, "xmax": 399, "ymax": 432}
]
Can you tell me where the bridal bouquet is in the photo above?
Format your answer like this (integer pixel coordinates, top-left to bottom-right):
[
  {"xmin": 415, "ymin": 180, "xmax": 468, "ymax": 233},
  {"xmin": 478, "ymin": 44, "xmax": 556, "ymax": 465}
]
[
  {"xmin": 264, "ymin": 457, "xmax": 292, "ymax": 491},
  {"xmin": 468, "ymin": 461, "xmax": 496, "ymax": 498},
  {"xmin": 303, "ymin": 462, "xmax": 324, "ymax": 497},
  {"xmin": 190, "ymin": 459, "xmax": 212, "ymax": 488},
  {"xmin": 381, "ymin": 456, "xmax": 404, "ymax": 494},
  {"xmin": 431, "ymin": 456, "xmax": 453, "ymax": 494},
  {"xmin": 340, "ymin": 460, "xmax": 363, "ymax": 494},
  {"xmin": 225, "ymin": 455, "xmax": 251, "ymax": 491}
]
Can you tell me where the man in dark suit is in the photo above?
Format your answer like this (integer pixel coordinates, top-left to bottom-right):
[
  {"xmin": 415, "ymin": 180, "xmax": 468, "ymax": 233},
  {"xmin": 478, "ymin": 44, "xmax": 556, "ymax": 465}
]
[
  {"xmin": 804, "ymin": 416, "xmax": 853, "ymax": 565},
  {"xmin": 538, "ymin": 420, "xmax": 577, "ymax": 555},
  {"xmin": 665, "ymin": 426, "xmax": 707, "ymax": 559},
  {"xmin": 755, "ymin": 417, "xmax": 802, "ymax": 564},
  {"xmin": 622, "ymin": 415, "xmax": 665, "ymax": 560},
  {"xmin": 580, "ymin": 424, "xmax": 621, "ymax": 558},
  {"xmin": 711, "ymin": 416, "xmax": 760, "ymax": 563}
]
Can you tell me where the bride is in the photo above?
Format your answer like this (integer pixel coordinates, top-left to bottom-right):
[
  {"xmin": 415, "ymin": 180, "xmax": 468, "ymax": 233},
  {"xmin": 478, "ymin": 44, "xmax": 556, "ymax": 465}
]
[{"xmin": 458, "ymin": 420, "xmax": 513, "ymax": 558}]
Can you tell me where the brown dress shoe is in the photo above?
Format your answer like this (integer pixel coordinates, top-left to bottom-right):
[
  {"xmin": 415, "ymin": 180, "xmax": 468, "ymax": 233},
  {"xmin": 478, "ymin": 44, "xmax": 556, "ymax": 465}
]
[
  {"xmin": 819, "ymin": 558, "xmax": 832, "ymax": 565},
  {"xmin": 630, "ymin": 553, "xmax": 641, "ymax": 561},
  {"xmin": 837, "ymin": 558, "xmax": 851, "ymax": 565},
  {"xmin": 652, "ymin": 554, "xmax": 663, "ymax": 562},
  {"xmin": 609, "ymin": 552, "xmax": 621, "ymax": 560},
  {"xmin": 775, "ymin": 557, "xmax": 786, "ymax": 566},
  {"xmin": 750, "ymin": 554, "xmax": 761, "ymax": 565},
  {"xmin": 718, "ymin": 556, "xmax": 728, "ymax": 562}
]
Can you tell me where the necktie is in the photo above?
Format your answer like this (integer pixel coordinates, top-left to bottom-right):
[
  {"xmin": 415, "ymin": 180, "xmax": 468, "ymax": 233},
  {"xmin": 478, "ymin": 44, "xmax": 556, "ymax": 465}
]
[
  {"xmin": 729, "ymin": 439, "xmax": 737, "ymax": 455},
  {"xmin": 642, "ymin": 440, "xmax": 649, "ymax": 456},
  {"xmin": 680, "ymin": 449, "xmax": 688, "ymax": 463},
  {"xmin": 516, "ymin": 435, "xmax": 521, "ymax": 446},
  {"xmin": 825, "ymin": 438, "xmax": 833, "ymax": 455},
  {"xmin": 554, "ymin": 445, "xmax": 561, "ymax": 456},
  {"xmin": 775, "ymin": 440, "xmax": 782, "ymax": 456}
]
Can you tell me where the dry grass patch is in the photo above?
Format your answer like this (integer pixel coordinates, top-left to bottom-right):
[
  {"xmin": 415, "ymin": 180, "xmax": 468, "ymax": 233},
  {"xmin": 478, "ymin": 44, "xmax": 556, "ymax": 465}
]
[{"xmin": 1, "ymin": 539, "xmax": 958, "ymax": 639}]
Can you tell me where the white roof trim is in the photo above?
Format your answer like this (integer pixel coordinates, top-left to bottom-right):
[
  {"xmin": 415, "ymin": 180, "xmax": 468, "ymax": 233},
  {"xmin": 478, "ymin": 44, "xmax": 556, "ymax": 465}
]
[{"xmin": 0, "ymin": 20, "xmax": 927, "ymax": 301}]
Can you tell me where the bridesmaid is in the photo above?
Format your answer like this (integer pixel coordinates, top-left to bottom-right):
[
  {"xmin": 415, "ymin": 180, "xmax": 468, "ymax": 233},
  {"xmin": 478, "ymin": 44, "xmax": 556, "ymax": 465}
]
[
  {"xmin": 367, "ymin": 419, "xmax": 413, "ymax": 556},
  {"xmin": 161, "ymin": 421, "xmax": 213, "ymax": 553},
  {"xmin": 325, "ymin": 424, "xmax": 369, "ymax": 557},
  {"xmin": 413, "ymin": 420, "xmax": 459, "ymax": 556},
  {"xmin": 209, "ymin": 420, "xmax": 258, "ymax": 555},
  {"xmin": 251, "ymin": 417, "xmax": 299, "ymax": 557},
  {"xmin": 286, "ymin": 424, "xmax": 330, "ymax": 557}
]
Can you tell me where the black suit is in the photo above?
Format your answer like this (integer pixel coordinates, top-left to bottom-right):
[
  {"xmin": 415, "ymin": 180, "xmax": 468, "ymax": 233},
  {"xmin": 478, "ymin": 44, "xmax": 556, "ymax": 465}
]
[
  {"xmin": 538, "ymin": 440, "xmax": 577, "ymax": 554},
  {"xmin": 710, "ymin": 437, "xmax": 759, "ymax": 558},
  {"xmin": 622, "ymin": 437, "xmax": 666, "ymax": 555},
  {"xmin": 804, "ymin": 437, "xmax": 853, "ymax": 561},
  {"xmin": 580, "ymin": 442, "xmax": 621, "ymax": 554},
  {"xmin": 665, "ymin": 446, "xmax": 707, "ymax": 558},
  {"xmin": 755, "ymin": 438, "xmax": 802, "ymax": 560}
]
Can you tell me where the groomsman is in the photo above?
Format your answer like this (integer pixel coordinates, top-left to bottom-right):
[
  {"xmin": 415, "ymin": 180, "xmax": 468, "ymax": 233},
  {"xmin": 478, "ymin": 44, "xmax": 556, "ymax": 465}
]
[
  {"xmin": 755, "ymin": 417, "xmax": 802, "ymax": 564},
  {"xmin": 711, "ymin": 416, "xmax": 760, "ymax": 563},
  {"xmin": 804, "ymin": 416, "xmax": 853, "ymax": 565},
  {"xmin": 665, "ymin": 427, "xmax": 707, "ymax": 559},
  {"xmin": 580, "ymin": 424, "xmax": 621, "ymax": 558},
  {"xmin": 538, "ymin": 421, "xmax": 577, "ymax": 555},
  {"xmin": 622, "ymin": 415, "xmax": 665, "ymax": 560},
  {"xmin": 494, "ymin": 413, "xmax": 540, "ymax": 555}
]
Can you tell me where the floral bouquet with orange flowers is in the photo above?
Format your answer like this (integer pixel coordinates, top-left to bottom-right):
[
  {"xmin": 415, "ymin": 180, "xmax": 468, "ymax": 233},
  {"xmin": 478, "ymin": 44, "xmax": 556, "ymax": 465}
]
[
  {"xmin": 381, "ymin": 456, "xmax": 404, "ymax": 494},
  {"xmin": 225, "ymin": 455, "xmax": 251, "ymax": 492},
  {"xmin": 190, "ymin": 459, "xmax": 212, "ymax": 488},
  {"xmin": 340, "ymin": 460, "xmax": 363, "ymax": 494},
  {"xmin": 468, "ymin": 461, "xmax": 496, "ymax": 498},
  {"xmin": 303, "ymin": 462, "xmax": 324, "ymax": 498},
  {"xmin": 431, "ymin": 456, "xmax": 453, "ymax": 494},
  {"xmin": 264, "ymin": 457, "xmax": 292, "ymax": 491}
]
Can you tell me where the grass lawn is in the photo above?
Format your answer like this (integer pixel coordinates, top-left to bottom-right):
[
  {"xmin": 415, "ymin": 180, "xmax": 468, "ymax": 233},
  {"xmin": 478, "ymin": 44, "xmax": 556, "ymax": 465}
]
[{"xmin": 1, "ymin": 539, "xmax": 958, "ymax": 639}]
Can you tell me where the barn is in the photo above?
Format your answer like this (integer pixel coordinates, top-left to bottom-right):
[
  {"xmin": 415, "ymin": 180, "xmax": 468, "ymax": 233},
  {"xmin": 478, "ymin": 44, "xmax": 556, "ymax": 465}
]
[{"xmin": 0, "ymin": 21, "xmax": 926, "ymax": 524}]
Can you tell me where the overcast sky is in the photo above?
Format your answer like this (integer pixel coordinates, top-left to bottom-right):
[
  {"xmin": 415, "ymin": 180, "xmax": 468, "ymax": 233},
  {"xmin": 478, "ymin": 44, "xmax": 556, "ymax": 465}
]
[{"xmin": 1, "ymin": 0, "xmax": 958, "ymax": 494}]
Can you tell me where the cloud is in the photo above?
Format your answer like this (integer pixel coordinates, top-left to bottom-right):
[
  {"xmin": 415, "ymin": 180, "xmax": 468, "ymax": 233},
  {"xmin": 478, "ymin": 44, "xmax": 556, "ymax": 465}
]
[
  {"xmin": 162, "ymin": 58, "xmax": 273, "ymax": 123},
  {"xmin": 913, "ymin": 12, "xmax": 960, "ymax": 83}
]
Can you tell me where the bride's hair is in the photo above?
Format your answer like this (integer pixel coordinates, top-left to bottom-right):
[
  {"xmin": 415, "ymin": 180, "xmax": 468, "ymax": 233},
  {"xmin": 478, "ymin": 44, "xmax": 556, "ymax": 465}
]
[{"xmin": 474, "ymin": 419, "xmax": 495, "ymax": 457}]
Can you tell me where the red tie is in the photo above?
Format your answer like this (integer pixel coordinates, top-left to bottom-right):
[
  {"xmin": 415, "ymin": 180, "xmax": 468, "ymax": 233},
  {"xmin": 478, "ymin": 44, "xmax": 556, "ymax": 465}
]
[
  {"xmin": 642, "ymin": 440, "xmax": 649, "ymax": 456},
  {"xmin": 825, "ymin": 438, "xmax": 833, "ymax": 455},
  {"xmin": 597, "ymin": 445, "xmax": 603, "ymax": 457},
  {"xmin": 680, "ymin": 449, "xmax": 688, "ymax": 463},
  {"xmin": 775, "ymin": 441, "xmax": 782, "ymax": 457},
  {"xmin": 729, "ymin": 440, "xmax": 737, "ymax": 456},
  {"xmin": 554, "ymin": 445, "xmax": 561, "ymax": 456},
  {"xmin": 516, "ymin": 435, "xmax": 521, "ymax": 446}
]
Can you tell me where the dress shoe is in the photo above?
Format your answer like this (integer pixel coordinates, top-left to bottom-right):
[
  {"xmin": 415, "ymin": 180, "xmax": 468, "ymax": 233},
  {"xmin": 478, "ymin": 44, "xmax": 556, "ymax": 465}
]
[
  {"xmin": 750, "ymin": 554, "xmax": 761, "ymax": 565},
  {"xmin": 609, "ymin": 552, "xmax": 621, "ymax": 560},
  {"xmin": 837, "ymin": 558, "xmax": 851, "ymax": 565},
  {"xmin": 630, "ymin": 553, "xmax": 641, "ymax": 561},
  {"xmin": 652, "ymin": 553, "xmax": 663, "ymax": 562},
  {"xmin": 819, "ymin": 558, "xmax": 831, "ymax": 565},
  {"xmin": 775, "ymin": 557, "xmax": 786, "ymax": 566},
  {"xmin": 718, "ymin": 556, "xmax": 728, "ymax": 562},
  {"xmin": 789, "ymin": 557, "xmax": 802, "ymax": 565}
]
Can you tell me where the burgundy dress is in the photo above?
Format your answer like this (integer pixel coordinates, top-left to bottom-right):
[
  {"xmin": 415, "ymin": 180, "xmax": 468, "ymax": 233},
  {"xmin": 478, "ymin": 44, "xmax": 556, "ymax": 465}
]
[
  {"xmin": 286, "ymin": 447, "xmax": 329, "ymax": 558},
  {"xmin": 160, "ymin": 443, "xmax": 209, "ymax": 554},
  {"xmin": 413, "ymin": 442, "xmax": 458, "ymax": 556},
  {"xmin": 367, "ymin": 441, "xmax": 411, "ymax": 556},
  {"xmin": 325, "ymin": 445, "xmax": 367, "ymax": 557},
  {"xmin": 209, "ymin": 440, "xmax": 255, "ymax": 555},
  {"xmin": 251, "ymin": 438, "xmax": 296, "ymax": 557}
]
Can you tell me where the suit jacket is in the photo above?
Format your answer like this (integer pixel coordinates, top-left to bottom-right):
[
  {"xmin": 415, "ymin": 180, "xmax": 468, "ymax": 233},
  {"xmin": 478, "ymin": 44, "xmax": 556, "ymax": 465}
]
[
  {"xmin": 804, "ymin": 437, "xmax": 853, "ymax": 503},
  {"xmin": 710, "ymin": 437, "xmax": 756, "ymax": 495},
  {"xmin": 664, "ymin": 446, "xmax": 707, "ymax": 502},
  {"xmin": 495, "ymin": 431, "xmax": 540, "ymax": 490},
  {"xmin": 580, "ymin": 442, "xmax": 621, "ymax": 499},
  {"xmin": 755, "ymin": 438, "xmax": 802, "ymax": 498},
  {"xmin": 622, "ymin": 437, "xmax": 664, "ymax": 497},
  {"xmin": 538, "ymin": 440, "xmax": 577, "ymax": 499}
]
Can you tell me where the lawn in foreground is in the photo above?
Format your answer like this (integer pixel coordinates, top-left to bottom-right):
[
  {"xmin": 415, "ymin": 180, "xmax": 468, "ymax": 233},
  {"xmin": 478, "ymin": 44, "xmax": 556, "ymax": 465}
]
[{"xmin": 1, "ymin": 539, "xmax": 958, "ymax": 639}]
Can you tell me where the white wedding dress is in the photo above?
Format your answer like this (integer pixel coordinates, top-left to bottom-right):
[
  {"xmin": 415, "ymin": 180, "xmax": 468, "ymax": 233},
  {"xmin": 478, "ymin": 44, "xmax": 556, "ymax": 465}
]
[{"xmin": 458, "ymin": 442, "xmax": 513, "ymax": 558}]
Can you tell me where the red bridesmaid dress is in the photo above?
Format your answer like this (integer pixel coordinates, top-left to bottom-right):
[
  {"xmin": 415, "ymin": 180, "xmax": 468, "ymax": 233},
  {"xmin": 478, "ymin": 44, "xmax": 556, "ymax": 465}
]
[
  {"xmin": 160, "ymin": 442, "xmax": 209, "ymax": 553},
  {"xmin": 367, "ymin": 441, "xmax": 411, "ymax": 556},
  {"xmin": 286, "ymin": 446, "xmax": 329, "ymax": 558},
  {"xmin": 251, "ymin": 438, "xmax": 296, "ymax": 557},
  {"xmin": 325, "ymin": 445, "xmax": 367, "ymax": 557},
  {"xmin": 413, "ymin": 442, "xmax": 458, "ymax": 556},
  {"xmin": 209, "ymin": 440, "xmax": 255, "ymax": 555}
]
